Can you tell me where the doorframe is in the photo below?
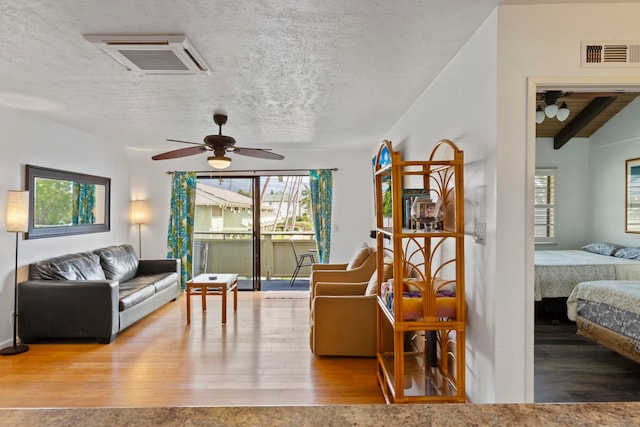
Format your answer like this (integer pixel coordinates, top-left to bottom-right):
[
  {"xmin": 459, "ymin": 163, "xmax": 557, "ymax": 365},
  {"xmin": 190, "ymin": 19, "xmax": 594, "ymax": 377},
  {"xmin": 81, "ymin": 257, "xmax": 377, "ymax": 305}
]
[
  {"xmin": 195, "ymin": 174, "xmax": 262, "ymax": 290},
  {"xmin": 525, "ymin": 76, "xmax": 640, "ymax": 401},
  {"xmin": 251, "ymin": 176, "xmax": 261, "ymax": 290}
]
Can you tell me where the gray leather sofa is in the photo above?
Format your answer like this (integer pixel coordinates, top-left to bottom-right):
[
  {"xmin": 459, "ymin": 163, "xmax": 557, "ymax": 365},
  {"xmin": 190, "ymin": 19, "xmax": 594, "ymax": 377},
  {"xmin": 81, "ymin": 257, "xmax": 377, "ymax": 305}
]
[{"xmin": 18, "ymin": 244, "xmax": 181, "ymax": 344}]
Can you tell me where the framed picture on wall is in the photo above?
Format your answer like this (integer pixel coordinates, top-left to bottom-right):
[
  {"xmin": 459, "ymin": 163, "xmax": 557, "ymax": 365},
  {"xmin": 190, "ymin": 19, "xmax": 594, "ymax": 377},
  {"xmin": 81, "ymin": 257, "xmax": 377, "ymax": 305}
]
[
  {"xmin": 626, "ymin": 157, "xmax": 640, "ymax": 233},
  {"xmin": 372, "ymin": 143, "xmax": 392, "ymax": 224}
]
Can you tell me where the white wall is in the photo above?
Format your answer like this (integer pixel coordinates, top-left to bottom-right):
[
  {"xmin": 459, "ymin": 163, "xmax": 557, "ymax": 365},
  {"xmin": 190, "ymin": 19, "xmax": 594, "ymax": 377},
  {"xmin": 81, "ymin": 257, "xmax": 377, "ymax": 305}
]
[
  {"xmin": 126, "ymin": 145, "xmax": 374, "ymax": 265},
  {"xmin": 589, "ymin": 97, "xmax": 640, "ymax": 246},
  {"xmin": 382, "ymin": 11, "xmax": 498, "ymax": 403},
  {"xmin": 535, "ymin": 137, "xmax": 590, "ymax": 250},
  {"xmin": 0, "ymin": 106, "xmax": 129, "ymax": 348},
  {"xmin": 6, "ymin": 1, "xmax": 640, "ymax": 403},
  {"xmin": 536, "ymin": 97, "xmax": 640, "ymax": 250},
  {"xmin": 499, "ymin": 2, "xmax": 640, "ymax": 402},
  {"xmin": 379, "ymin": 2, "xmax": 640, "ymax": 403}
]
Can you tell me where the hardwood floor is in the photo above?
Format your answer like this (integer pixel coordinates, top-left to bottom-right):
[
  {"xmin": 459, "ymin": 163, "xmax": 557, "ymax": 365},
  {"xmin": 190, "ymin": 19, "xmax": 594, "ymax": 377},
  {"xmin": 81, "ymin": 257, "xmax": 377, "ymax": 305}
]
[
  {"xmin": 0, "ymin": 292, "xmax": 384, "ymax": 408},
  {"xmin": 5, "ymin": 292, "xmax": 638, "ymax": 408}
]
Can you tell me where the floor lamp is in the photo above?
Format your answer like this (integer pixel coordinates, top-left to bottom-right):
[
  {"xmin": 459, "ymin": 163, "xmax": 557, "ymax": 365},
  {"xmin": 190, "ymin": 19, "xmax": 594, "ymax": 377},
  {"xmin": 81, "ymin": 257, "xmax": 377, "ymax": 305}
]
[
  {"xmin": 1, "ymin": 190, "xmax": 29, "ymax": 356},
  {"xmin": 131, "ymin": 200, "xmax": 148, "ymax": 258}
]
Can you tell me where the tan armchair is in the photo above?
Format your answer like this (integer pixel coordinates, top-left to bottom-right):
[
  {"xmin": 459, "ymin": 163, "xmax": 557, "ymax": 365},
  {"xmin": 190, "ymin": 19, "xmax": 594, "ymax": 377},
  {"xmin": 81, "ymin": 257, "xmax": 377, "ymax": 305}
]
[
  {"xmin": 309, "ymin": 257, "xmax": 393, "ymax": 357},
  {"xmin": 309, "ymin": 244, "xmax": 377, "ymax": 303}
]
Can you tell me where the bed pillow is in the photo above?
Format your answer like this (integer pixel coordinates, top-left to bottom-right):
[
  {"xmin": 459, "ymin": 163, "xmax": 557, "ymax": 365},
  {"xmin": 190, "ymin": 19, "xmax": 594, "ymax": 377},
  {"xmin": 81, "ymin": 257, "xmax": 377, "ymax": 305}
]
[
  {"xmin": 613, "ymin": 247, "xmax": 640, "ymax": 260},
  {"xmin": 581, "ymin": 242, "xmax": 620, "ymax": 256}
]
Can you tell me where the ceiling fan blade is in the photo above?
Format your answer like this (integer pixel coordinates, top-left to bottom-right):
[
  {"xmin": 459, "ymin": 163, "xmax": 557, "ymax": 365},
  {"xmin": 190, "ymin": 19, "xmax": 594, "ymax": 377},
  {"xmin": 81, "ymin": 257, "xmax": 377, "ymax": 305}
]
[
  {"xmin": 232, "ymin": 147, "xmax": 285, "ymax": 160},
  {"xmin": 152, "ymin": 145, "xmax": 207, "ymax": 160},
  {"xmin": 167, "ymin": 139, "xmax": 203, "ymax": 146}
]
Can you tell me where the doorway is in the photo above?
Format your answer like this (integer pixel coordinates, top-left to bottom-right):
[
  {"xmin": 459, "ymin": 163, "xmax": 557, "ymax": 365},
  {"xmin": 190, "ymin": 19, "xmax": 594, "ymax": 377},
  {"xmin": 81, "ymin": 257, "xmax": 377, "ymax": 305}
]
[
  {"xmin": 530, "ymin": 79, "xmax": 640, "ymax": 402},
  {"xmin": 193, "ymin": 174, "xmax": 315, "ymax": 290}
]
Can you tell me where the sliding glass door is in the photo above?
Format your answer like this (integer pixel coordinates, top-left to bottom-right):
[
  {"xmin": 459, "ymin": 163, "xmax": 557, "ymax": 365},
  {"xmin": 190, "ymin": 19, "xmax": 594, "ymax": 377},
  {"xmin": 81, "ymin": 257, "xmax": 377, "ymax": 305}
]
[
  {"xmin": 259, "ymin": 175, "xmax": 316, "ymax": 288},
  {"xmin": 193, "ymin": 174, "xmax": 315, "ymax": 290},
  {"xmin": 193, "ymin": 177, "xmax": 259, "ymax": 290}
]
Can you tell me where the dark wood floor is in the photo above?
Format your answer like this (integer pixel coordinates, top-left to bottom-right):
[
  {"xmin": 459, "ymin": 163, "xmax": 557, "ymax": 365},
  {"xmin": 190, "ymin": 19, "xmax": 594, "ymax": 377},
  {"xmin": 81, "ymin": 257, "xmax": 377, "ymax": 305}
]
[{"xmin": 534, "ymin": 308, "xmax": 640, "ymax": 403}]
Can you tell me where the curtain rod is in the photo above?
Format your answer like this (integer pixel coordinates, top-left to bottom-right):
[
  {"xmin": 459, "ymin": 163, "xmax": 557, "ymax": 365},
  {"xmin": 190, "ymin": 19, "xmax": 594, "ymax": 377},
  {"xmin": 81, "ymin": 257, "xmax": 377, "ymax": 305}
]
[{"xmin": 166, "ymin": 168, "xmax": 338, "ymax": 176}]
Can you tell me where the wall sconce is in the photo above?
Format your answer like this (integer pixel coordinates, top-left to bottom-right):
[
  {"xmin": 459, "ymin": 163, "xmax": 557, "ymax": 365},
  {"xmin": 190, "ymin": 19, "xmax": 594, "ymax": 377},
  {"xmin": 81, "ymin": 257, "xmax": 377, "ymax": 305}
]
[
  {"xmin": 131, "ymin": 200, "xmax": 149, "ymax": 258},
  {"xmin": 1, "ymin": 190, "xmax": 30, "ymax": 356}
]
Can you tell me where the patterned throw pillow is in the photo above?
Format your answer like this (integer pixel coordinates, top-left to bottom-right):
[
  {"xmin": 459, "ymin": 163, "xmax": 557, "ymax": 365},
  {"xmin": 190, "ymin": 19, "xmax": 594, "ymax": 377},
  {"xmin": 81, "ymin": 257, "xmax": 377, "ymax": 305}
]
[
  {"xmin": 581, "ymin": 242, "xmax": 620, "ymax": 256},
  {"xmin": 613, "ymin": 247, "xmax": 640, "ymax": 260}
]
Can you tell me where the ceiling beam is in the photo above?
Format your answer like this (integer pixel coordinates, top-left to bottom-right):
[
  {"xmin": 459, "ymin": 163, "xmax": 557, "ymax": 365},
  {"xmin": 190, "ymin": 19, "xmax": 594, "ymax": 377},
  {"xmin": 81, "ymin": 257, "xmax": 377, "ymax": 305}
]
[{"xmin": 554, "ymin": 96, "xmax": 616, "ymax": 149}]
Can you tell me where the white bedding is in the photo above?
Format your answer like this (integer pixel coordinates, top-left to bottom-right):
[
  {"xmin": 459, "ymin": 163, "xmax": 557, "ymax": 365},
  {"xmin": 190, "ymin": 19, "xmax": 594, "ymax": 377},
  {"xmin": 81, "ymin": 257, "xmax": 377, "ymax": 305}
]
[
  {"xmin": 534, "ymin": 250, "xmax": 640, "ymax": 301},
  {"xmin": 567, "ymin": 280, "xmax": 640, "ymax": 321}
]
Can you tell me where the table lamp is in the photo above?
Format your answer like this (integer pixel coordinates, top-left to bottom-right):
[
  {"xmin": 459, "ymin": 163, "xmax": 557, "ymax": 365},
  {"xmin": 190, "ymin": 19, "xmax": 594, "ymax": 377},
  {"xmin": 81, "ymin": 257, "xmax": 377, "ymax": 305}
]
[{"xmin": 131, "ymin": 200, "xmax": 148, "ymax": 258}]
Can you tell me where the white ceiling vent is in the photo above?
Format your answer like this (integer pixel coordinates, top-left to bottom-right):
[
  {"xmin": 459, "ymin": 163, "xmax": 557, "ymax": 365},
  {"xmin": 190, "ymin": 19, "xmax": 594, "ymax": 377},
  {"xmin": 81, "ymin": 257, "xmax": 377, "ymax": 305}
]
[
  {"xmin": 83, "ymin": 34, "xmax": 210, "ymax": 74},
  {"xmin": 582, "ymin": 41, "xmax": 640, "ymax": 67}
]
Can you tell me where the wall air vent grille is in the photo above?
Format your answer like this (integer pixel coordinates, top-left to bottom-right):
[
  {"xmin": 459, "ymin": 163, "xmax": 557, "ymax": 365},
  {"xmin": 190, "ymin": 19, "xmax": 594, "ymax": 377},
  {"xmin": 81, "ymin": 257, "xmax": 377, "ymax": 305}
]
[
  {"xmin": 83, "ymin": 34, "xmax": 210, "ymax": 75},
  {"xmin": 582, "ymin": 41, "xmax": 640, "ymax": 67}
]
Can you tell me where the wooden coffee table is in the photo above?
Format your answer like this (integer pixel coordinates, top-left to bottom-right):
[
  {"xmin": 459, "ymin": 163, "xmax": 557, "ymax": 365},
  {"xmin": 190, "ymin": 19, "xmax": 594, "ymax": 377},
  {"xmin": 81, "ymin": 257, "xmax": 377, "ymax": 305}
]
[{"xmin": 186, "ymin": 273, "xmax": 238, "ymax": 325}]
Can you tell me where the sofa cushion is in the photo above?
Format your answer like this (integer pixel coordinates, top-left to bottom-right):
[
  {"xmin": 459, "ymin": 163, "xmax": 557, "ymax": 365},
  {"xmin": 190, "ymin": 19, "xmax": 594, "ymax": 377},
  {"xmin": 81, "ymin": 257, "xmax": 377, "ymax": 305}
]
[
  {"xmin": 151, "ymin": 272, "xmax": 179, "ymax": 292},
  {"xmin": 123, "ymin": 272, "xmax": 178, "ymax": 293},
  {"xmin": 365, "ymin": 259, "xmax": 393, "ymax": 296},
  {"xmin": 364, "ymin": 271, "xmax": 379, "ymax": 296},
  {"xmin": 346, "ymin": 244, "xmax": 373, "ymax": 270},
  {"xmin": 29, "ymin": 261, "xmax": 55, "ymax": 280},
  {"xmin": 45, "ymin": 252, "xmax": 106, "ymax": 281},
  {"xmin": 118, "ymin": 284, "xmax": 156, "ymax": 311},
  {"xmin": 94, "ymin": 244, "xmax": 139, "ymax": 282}
]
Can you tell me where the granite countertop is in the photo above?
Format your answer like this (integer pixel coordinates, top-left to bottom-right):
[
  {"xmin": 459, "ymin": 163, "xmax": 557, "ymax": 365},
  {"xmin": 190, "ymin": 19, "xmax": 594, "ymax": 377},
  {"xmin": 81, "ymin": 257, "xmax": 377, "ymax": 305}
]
[{"xmin": 1, "ymin": 403, "xmax": 639, "ymax": 426}]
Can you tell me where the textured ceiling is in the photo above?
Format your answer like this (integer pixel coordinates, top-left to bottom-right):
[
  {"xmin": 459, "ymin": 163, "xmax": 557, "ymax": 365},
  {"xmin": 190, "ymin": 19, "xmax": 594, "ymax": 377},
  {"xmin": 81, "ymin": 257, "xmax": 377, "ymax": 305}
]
[{"xmin": 0, "ymin": 0, "xmax": 506, "ymax": 155}]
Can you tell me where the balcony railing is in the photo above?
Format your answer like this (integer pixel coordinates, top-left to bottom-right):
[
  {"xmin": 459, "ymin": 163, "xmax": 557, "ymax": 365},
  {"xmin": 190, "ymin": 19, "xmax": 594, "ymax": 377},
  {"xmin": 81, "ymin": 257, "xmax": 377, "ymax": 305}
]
[{"xmin": 194, "ymin": 231, "xmax": 317, "ymax": 280}]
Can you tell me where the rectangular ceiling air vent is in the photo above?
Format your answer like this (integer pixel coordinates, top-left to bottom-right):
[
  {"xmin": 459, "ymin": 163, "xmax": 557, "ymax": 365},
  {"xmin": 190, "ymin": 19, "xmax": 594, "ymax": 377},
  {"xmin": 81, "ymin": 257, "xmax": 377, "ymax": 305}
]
[
  {"xmin": 83, "ymin": 34, "xmax": 210, "ymax": 75},
  {"xmin": 582, "ymin": 41, "xmax": 640, "ymax": 67}
]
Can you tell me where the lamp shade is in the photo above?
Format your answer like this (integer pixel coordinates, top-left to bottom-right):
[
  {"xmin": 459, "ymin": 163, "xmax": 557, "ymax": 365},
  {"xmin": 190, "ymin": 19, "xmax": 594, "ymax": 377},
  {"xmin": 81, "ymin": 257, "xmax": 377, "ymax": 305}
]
[
  {"xmin": 130, "ymin": 200, "xmax": 148, "ymax": 224},
  {"xmin": 6, "ymin": 190, "xmax": 29, "ymax": 233},
  {"xmin": 208, "ymin": 155, "xmax": 231, "ymax": 169},
  {"xmin": 535, "ymin": 106, "xmax": 545, "ymax": 124},
  {"xmin": 556, "ymin": 102, "xmax": 570, "ymax": 122},
  {"xmin": 544, "ymin": 103, "xmax": 558, "ymax": 118}
]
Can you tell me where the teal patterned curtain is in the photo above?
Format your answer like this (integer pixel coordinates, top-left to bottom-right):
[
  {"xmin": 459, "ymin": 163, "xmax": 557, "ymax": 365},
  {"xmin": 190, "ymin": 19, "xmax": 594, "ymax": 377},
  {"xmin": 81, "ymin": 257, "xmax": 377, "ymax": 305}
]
[
  {"xmin": 72, "ymin": 183, "xmax": 95, "ymax": 224},
  {"xmin": 167, "ymin": 171, "xmax": 197, "ymax": 289},
  {"xmin": 309, "ymin": 169, "xmax": 333, "ymax": 263}
]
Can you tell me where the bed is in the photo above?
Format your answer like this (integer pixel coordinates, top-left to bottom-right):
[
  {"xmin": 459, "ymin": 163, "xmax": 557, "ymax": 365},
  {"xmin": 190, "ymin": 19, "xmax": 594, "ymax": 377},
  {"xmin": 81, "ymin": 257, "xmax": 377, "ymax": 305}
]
[
  {"xmin": 534, "ymin": 249, "xmax": 640, "ymax": 301},
  {"xmin": 567, "ymin": 280, "xmax": 640, "ymax": 363}
]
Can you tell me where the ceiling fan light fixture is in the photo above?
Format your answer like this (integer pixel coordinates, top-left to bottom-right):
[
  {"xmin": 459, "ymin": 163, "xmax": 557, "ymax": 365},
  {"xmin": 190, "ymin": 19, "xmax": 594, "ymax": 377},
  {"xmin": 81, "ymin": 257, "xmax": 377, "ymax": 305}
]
[
  {"xmin": 556, "ymin": 102, "xmax": 570, "ymax": 122},
  {"xmin": 208, "ymin": 155, "xmax": 232, "ymax": 169},
  {"xmin": 544, "ymin": 103, "xmax": 558, "ymax": 118},
  {"xmin": 152, "ymin": 113, "xmax": 284, "ymax": 163},
  {"xmin": 535, "ymin": 106, "xmax": 545, "ymax": 124}
]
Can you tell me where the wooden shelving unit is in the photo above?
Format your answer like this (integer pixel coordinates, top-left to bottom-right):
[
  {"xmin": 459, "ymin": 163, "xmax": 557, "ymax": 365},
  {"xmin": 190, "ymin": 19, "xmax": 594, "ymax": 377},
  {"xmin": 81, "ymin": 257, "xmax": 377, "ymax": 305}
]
[{"xmin": 373, "ymin": 139, "xmax": 466, "ymax": 403}]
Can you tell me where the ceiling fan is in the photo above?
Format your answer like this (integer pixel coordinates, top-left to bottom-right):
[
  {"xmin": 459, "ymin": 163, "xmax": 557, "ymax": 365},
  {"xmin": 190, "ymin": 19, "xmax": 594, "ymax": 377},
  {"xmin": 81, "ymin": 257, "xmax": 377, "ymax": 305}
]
[{"xmin": 152, "ymin": 113, "xmax": 284, "ymax": 169}]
